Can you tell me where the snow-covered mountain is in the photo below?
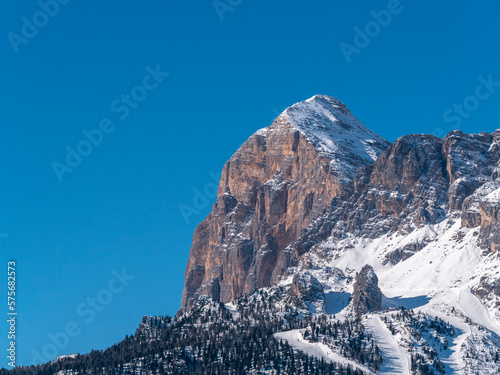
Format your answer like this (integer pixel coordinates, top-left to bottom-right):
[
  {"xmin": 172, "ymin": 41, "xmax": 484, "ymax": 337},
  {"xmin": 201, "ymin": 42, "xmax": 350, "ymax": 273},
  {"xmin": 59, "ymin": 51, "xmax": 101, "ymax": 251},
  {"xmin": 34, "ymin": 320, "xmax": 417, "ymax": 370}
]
[
  {"xmin": 16, "ymin": 95, "xmax": 500, "ymax": 375},
  {"xmin": 178, "ymin": 94, "xmax": 500, "ymax": 374},
  {"xmin": 181, "ymin": 94, "xmax": 391, "ymax": 313}
]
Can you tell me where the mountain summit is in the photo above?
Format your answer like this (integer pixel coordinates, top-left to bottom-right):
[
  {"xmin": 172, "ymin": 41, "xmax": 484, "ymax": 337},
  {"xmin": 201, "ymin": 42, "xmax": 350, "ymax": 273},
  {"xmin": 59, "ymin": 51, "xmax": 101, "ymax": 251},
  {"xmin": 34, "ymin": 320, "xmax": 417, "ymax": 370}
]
[{"xmin": 277, "ymin": 95, "xmax": 389, "ymax": 180}]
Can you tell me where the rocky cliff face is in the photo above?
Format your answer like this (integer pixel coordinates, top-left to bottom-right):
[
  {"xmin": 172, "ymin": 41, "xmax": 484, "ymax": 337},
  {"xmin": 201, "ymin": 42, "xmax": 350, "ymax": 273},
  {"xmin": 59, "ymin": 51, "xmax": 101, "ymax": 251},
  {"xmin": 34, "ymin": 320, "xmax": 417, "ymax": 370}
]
[
  {"xmin": 287, "ymin": 271, "xmax": 326, "ymax": 314},
  {"xmin": 350, "ymin": 265, "xmax": 382, "ymax": 317},
  {"xmin": 292, "ymin": 129, "xmax": 500, "ymax": 265},
  {"xmin": 180, "ymin": 95, "xmax": 500, "ymax": 314},
  {"xmin": 180, "ymin": 95, "xmax": 390, "ymax": 312}
]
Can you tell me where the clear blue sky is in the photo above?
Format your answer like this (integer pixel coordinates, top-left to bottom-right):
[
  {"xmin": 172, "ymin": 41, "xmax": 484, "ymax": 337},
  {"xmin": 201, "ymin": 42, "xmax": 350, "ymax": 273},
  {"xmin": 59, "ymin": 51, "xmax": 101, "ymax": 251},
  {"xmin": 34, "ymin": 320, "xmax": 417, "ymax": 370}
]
[{"xmin": 1, "ymin": 0, "xmax": 500, "ymax": 368}]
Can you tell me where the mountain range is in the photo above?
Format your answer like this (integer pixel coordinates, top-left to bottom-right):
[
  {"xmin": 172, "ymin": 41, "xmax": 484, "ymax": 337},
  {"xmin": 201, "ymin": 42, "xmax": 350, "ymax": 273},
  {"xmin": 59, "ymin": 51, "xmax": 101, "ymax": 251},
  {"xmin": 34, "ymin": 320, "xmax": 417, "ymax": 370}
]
[{"xmin": 12, "ymin": 95, "xmax": 500, "ymax": 374}]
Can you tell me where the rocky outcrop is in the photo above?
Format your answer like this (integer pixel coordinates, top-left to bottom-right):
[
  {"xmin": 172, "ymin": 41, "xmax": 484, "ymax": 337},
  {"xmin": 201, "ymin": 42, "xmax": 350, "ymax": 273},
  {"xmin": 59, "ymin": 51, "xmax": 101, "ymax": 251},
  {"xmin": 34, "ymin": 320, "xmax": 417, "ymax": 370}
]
[
  {"xmin": 474, "ymin": 257, "xmax": 500, "ymax": 311},
  {"xmin": 289, "ymin": 272, "xmax": 324, "ymax": 300},
  {"xmin": 287, "ymin": 272, "xmax": 326, "ymax": 313},
  {"xmin": 355, "ymin": 134, "xmax": 449, "ymax": 232},
  {"xmin": 338, "ymin": 130, "xmax": 500, "ymax": 240},
  {"xmin": 351, "ymin": 265, "xmax": 382, "ymax": 317},
  {"xmin": 382, "ymin": 239, "xmax": 430, "ymax": 265},
  {"xmin": 478, "ymin": 192, "xmax": 500, "ymax": 253},
  {"xmin": 475, "ymin": 275, "xmax": 500, "ymax": 300},
  {"xmin": 457, "ymin": 130, "xmax": 500, "ymax": 252},
  {"xmin": 180, "ymin": 95, "xmax": 390, "ymax": 312},
  {"xmin": 293, "ymin": 134, "xmax": 449, "ymax": 251}
]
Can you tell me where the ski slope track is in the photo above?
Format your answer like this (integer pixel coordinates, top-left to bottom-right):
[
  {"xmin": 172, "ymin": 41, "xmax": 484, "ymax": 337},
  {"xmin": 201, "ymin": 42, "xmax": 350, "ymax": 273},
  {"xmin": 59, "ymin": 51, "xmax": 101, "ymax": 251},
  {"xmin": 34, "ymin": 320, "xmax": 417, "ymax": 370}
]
[
  {"xmin": 457, "ymin": 288, "xmax": 500, "ymax": 336},
  {"xmin": 274, "ymin": 329, "xmax": 376, "ymax": 374},
  {"xmin": 365, "ymin": 315, "xmax": 410, "ymax": 375}
]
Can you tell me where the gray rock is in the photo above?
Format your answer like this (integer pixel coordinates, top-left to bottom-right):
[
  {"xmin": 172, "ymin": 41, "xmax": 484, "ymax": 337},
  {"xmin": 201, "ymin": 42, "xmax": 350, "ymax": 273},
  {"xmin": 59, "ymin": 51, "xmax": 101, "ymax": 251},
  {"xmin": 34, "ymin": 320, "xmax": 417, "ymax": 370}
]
[{"xmin": 351, "ymin": 265, "xmax": 382, "ymax": 317}]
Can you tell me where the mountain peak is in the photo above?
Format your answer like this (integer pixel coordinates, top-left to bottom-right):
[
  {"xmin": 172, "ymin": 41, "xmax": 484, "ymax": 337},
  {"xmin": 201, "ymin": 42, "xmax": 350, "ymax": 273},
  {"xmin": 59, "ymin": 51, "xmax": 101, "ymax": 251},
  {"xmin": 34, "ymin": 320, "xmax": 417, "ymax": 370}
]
[
  {"xmin": 181, "ymin": 95, "xmax": 391, "ymax": 313},
  {"xmin": 305, "ymin": 94, "xmax": 349, "ymax": 107},
  {"xmin": 272, "ymin": 94, "xmax": 390, "ymax": 180}
]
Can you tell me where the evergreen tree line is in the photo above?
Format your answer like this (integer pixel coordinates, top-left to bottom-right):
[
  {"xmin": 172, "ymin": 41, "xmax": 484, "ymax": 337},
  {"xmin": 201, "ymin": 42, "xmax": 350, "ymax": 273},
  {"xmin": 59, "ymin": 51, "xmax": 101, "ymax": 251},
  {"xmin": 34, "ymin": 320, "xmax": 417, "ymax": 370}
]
[{"xmin": 2, "ymin": 296, "xmax": 380, "ymax": 375}]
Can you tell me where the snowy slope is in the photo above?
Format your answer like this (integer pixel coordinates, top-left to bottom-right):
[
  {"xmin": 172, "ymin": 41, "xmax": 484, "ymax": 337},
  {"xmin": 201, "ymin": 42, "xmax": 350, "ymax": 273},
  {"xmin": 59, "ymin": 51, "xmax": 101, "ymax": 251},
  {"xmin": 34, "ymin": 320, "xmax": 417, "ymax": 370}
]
[
  {"xmin": 365, "ymin": 315, "xmax": 411, "ymax": 374},
  {"xmin": 223, "ymin": 302, "xmax": 240, "ymax": 320},
  {"xmin": 267, "ymin": 215, "xmax": 500, "ymax": 374},
  {"xmin": 274, "ymin": 329, "xmax": 375, "ymax": 374},
  {"xmin": 271, "ymin": 94, "xmax": 390, "ymax": 180},
  {"xmin": 300, "ymin": 217, "xmax": 498, "ymax": 328}
]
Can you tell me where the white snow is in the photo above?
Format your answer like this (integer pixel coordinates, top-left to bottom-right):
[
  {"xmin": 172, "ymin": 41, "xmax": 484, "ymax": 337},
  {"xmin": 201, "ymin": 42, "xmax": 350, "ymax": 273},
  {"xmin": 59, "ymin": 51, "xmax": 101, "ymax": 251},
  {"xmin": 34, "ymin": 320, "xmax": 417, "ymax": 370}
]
[
  {"xmin": 457, "ymin": 288, "xmax": 500, "ymax": 336},
  {"xmin": 275, "ymin": 95, "xmax": 390, "ymax": 180},
  {"xmin": 284, "ymin": 214, "xmax": 500, "ymax": 374},
  {"xmin": 484, "ymin": 186, "xmax": 500, "ymax": 203},
  {"xmin": 224, "ymin": 302, "xmax": 240, "ymax": 320},
  {"xmin": 312, "ymin": 218, "xmax": 495, "ymax": 321}
]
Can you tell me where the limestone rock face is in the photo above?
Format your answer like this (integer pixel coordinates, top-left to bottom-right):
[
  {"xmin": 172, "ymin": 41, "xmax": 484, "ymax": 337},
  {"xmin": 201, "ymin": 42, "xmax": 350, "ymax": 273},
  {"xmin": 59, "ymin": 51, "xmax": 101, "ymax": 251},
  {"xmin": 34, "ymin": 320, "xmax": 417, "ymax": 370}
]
[
  {"xmin": 476, "ymin": 275, "xmax": 500, "ymax": 300},
  {"xmin": 304, "ymin": 130, "xmax": 500, "ymax": 265},
  {"xmin": 180, "ymin": 95, "xmax": 390, "ymax": 312},
  {"xmin": 442, "ymin": 131, "xmax": 493, "ymax": 209},
  {"xmin": 457, "ymin": 130, "xmax": 500, "ymax": 253},
  {"xmin": 478, "ymin": 191, "xmax": 500, "ymax": 253},
  {"xmin": 350, "ymin": 265, "xmax": 382, "ymax": 317},
  {"xmin": 356, "ymin": 134, "xmax": 449, "ymax": 232},
  {"xmin": 301, "ymin": 134, "xmax": 449, "ymax": 247}
]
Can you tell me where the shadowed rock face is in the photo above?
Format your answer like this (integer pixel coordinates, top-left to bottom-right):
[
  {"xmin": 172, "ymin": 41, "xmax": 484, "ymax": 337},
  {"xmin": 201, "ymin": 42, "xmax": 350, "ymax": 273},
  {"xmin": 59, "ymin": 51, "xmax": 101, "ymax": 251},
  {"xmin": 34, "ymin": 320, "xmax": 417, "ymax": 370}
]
[
  {"xmin": 351, "ymin": 265, "xmax": 382, "ymax": 317},
  {"xmin": 478, "ymin": 196, "xmax": 500, "ymax": 253},
  {"xmin": 179, "ymin": 95, "xmax": 500, "ymax": 314},
  {"xmin": 288, "ymin": 272, "xmax": 324, "ymax": 301},
  {"xmin": 352, "ymin": 134, "xmax": 449, "ymax": 233},
  {"xmin": 180, "ymin": 95, "xmax": 390, "ymax": 312},
  {"xmin": 457, "ymin": 130, "xmax": 500, "ymax": 253},
  {"xmin": 287, "ymin": 272, "xmax": 326, "ymax": 314},
  {"xmin": 297, "ymin": 130, "xmax": 500, "ymax": 262},
  {"xmin": 476, "ymin": 274, "xmax": 500, "ymax": 300}
]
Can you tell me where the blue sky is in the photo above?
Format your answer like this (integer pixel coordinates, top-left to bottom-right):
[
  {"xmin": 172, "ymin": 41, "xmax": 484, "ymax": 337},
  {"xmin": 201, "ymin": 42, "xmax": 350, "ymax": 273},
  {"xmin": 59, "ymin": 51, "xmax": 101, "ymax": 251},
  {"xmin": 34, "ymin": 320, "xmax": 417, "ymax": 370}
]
[{"xmin": 1, "ymin": 0, "xmax": 500, "ymax": 368}]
